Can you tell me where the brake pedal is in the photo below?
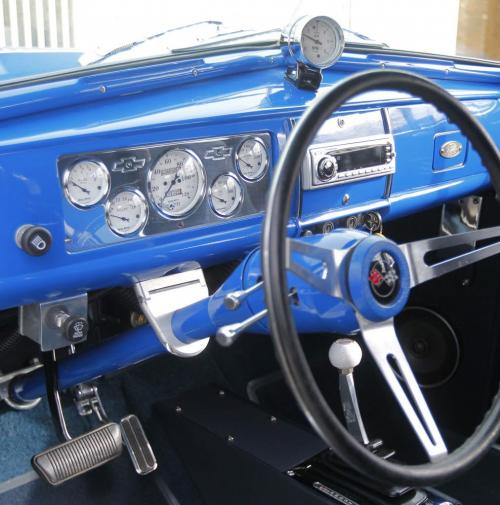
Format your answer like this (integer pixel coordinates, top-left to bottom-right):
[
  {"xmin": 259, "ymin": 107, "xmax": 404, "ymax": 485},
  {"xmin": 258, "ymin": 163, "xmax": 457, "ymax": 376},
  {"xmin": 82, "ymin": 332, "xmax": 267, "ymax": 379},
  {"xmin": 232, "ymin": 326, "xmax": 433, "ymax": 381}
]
[
  {"xmin": 32, "ymin": 423, "xmax": 123, "ymax": 485},
  {"xmin": 120, "ymin": 414, "xmax": 157, "ymax": 475}
]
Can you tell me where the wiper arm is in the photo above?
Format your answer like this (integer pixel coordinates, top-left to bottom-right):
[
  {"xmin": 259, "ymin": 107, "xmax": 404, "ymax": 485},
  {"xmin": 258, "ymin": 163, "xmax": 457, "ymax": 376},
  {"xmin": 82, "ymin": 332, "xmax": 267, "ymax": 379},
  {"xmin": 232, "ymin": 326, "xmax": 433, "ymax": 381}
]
[{"xmin": 85, "ymin": 20, "xmax": 224, "ymax": 65}]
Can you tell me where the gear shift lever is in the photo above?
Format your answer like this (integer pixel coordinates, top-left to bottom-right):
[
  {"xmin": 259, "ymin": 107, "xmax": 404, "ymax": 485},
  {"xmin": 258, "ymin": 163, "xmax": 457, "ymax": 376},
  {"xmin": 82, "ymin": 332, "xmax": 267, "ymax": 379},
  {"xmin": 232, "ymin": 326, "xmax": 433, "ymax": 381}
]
[{"xmin": 329, "ymin": 338, "xmax": 369, "ymax": 445}]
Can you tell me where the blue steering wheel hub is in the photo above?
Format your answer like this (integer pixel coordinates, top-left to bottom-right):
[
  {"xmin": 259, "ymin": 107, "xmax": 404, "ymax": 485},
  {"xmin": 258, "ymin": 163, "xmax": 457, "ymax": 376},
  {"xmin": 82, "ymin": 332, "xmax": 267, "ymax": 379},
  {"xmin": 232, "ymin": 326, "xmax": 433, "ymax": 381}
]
[{"xmin": 344, "ymin": 235, "xmax": 410, "ymax": 321}]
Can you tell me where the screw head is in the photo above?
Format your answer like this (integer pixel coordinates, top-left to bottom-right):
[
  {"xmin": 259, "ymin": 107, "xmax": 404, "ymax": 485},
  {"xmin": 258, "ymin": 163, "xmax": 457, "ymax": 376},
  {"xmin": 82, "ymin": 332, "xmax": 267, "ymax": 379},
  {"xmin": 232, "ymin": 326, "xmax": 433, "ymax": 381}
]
[
  {"xmin": 219, "ymin": 390, "xmax": 225, "ymax": 397},
  {"xmin": 270, "ymin": 416, "xmax": 277, "ymax": 423},
  {"xmin": 226, "ymin": 435, "xmax": 235, "ymax": 443},
  {"xmin": 99, "ymin": 85, "xmax": 107, "ymax": 93},
  {"xmin": 175, "ymin": 406, "xmax": 182, "ymax": 414},
  {"xmin": 342, "ymin": 194, "xmax": 350, "ymax": 205}
]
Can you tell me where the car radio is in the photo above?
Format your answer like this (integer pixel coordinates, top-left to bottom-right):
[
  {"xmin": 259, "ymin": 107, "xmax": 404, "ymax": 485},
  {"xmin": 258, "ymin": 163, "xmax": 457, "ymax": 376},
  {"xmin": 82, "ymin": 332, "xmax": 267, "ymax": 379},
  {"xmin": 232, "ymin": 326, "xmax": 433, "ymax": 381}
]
[{"xmin": 301, "ymin": 135, "xmax": 396, "ymax": 190}]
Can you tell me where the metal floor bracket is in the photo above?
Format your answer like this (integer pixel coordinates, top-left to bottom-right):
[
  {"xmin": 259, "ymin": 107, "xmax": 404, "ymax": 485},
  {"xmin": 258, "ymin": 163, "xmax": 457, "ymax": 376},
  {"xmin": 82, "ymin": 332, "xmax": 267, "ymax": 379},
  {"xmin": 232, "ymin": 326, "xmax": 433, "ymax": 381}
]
[{"xmin": 134, "ymin": 268, "xmax": 210, "ymax": 357}]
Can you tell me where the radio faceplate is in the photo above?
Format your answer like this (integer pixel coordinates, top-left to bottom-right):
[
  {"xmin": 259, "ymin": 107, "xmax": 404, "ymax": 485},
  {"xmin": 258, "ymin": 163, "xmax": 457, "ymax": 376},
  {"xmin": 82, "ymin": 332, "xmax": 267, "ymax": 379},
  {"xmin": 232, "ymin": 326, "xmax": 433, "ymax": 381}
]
[{"xmin": 302, "ymin": 135, "xmax": 396, "ymax": 190}]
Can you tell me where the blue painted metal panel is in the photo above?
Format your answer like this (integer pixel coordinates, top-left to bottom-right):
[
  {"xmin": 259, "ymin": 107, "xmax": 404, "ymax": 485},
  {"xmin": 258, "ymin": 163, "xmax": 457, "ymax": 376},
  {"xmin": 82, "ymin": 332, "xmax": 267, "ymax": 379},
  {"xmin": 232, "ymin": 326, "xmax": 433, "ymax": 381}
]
[
  {"xmin": 432, "ymin": 131, "xmax": 468, "ymax": 171},
  {"xmin": 0, "ymin": 47, "xmax": 498, "ymax": 313}
]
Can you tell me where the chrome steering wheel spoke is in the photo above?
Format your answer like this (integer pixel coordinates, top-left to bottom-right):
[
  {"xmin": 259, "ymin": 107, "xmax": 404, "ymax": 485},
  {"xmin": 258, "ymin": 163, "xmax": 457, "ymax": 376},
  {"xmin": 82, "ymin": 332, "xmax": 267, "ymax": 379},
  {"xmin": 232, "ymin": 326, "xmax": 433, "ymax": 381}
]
[
  {"xmin": 400, "ymin": 225, "xmax": 500, "ymax": 287},
  {"xmin": 357, "ymin": 315, "xmax": 447, "ymax": 461},
  {"xmin": 285, "ymin": 236, "xmax": 350, "ymax": 298}
]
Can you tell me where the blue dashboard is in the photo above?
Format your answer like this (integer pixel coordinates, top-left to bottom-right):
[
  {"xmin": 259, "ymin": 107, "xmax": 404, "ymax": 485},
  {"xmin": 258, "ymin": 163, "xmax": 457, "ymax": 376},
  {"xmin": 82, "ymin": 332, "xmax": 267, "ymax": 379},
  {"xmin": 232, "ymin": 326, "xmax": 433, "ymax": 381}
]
[{"xmin": 1, "ymin": 47, "xmax": 499, "ymax": 311}]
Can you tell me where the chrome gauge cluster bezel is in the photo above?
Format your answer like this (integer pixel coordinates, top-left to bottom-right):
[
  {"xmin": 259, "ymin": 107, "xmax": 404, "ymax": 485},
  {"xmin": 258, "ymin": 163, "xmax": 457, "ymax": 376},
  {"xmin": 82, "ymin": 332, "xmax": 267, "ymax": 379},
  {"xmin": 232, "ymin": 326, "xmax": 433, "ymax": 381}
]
[
  {"xmin": 58, "ymin": 133, "xmax": 271, "ymax": 252},
  {"xmin": 208, "ymin": 173, "xmax": 244, "ymax": 218},
  {"xmin": 105, "ymin": 188, "xmax": 149, "ymax": 237},
  {"xmin": 63, "ymin": 158, "xmax": 111, "ymax": 209},
  {"xmin": 147, "ymin": 148, "xmax": 207, "ymax": 220},
  {"xmin": 288, "ymin": 15, "xmax": 345, "ymax": 69}
]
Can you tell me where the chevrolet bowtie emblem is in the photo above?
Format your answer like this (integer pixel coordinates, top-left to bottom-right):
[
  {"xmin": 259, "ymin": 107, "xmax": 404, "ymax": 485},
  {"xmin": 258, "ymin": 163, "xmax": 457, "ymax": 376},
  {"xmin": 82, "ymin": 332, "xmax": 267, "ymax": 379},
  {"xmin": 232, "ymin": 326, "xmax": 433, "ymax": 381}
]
[
  {"xmin": 204, "ymin": 146, "xmax": 232, "ymax": 161},
  {"xmin": 112, "ymin": 156, "xmax": 146, "ymax": 173}
]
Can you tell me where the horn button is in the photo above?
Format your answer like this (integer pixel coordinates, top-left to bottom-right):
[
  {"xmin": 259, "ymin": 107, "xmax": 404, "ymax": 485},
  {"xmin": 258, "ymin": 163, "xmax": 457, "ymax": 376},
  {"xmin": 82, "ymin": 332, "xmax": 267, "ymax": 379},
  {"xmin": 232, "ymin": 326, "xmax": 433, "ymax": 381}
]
[{"xmin": 344, "ymin": 236, "xmax": 410, "ymax": 322}]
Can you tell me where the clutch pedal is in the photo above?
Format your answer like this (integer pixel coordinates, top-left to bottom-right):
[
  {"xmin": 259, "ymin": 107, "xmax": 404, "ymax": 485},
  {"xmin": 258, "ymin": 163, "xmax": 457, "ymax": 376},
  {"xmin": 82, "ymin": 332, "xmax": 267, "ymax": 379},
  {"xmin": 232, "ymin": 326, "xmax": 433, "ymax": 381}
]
[{"xmin": 32, "ymin": 423, "xmax": 123, "ymax": 485}]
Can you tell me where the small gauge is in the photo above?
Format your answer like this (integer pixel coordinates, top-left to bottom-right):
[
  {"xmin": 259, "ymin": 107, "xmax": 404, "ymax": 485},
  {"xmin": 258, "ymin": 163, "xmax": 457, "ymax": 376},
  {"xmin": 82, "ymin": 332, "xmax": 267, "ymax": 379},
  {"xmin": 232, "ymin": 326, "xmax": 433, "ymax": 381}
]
[
  {"xmin": 346, "ymin": 215, "xmax": 359, "ymax": 229},
  {"xmin": 363, "ymin": 211, "xmax": 383, "ymax": 233},
  {"xmin": 290, "ymin": 15, "xmax": 345, "ymax": 69},
  {"xmin": 106, "ymin": 190, "xmax": 148, "ymax": 236},
  {"xmin": 148, "ymin": 149, "xmax": 206, "ymax": 218},
  {"xmin": 236, "ymin": 137, "xmax": 268, "ymax": 181},
  {"xmin": 209, "ymin": 174, "xmax": 243, "ymax": 217},
  {"xmin": 63, "ymin": 159, "xmax": 110, "ymax": 208}
]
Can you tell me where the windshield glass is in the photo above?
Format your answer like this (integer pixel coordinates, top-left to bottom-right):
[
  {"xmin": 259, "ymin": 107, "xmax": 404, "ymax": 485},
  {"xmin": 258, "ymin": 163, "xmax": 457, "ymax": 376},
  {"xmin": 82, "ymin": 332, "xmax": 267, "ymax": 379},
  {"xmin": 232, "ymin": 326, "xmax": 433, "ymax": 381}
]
[{"xmin": 0, "ymin": 0, "xmax": 498, "ymax": 84}]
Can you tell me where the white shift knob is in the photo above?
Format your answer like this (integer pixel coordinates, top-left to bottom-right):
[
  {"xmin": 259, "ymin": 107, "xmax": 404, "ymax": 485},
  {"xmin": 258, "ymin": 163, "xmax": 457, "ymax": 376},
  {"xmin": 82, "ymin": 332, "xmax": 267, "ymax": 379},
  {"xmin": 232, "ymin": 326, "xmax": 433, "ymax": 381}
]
[{"xmin": 329, "ymin": 338, "xmax": 362, "ymax": 371}]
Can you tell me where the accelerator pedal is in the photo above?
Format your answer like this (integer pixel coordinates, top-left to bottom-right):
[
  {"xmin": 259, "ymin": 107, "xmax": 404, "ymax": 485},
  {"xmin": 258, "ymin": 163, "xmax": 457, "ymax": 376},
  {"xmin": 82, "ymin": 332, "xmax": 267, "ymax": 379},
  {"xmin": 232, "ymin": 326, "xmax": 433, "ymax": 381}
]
[
  {"xmin": 32, "ymin": 423, "xmax": 122, "ymax": 485},
  {"xmin": 120, "ymin": 414, "xmax": 157, "ymax": 475}
]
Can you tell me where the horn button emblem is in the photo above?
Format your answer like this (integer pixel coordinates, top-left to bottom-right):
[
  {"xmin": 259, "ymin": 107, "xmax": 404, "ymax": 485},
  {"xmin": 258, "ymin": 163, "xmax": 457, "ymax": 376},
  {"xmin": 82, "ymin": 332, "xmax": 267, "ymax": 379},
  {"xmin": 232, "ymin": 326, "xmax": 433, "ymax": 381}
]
[{"xmin": 368, "ymin": 251, "xmax": 400, "ymax": 303}]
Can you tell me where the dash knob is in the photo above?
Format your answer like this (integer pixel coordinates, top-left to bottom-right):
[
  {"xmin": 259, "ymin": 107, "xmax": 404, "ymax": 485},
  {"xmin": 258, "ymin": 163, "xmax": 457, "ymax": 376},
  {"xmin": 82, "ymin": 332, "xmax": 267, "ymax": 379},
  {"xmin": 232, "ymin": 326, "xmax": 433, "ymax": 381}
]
[{"xmin": 16, "ymin": 224, "xmax": 52, "ymax": 256}]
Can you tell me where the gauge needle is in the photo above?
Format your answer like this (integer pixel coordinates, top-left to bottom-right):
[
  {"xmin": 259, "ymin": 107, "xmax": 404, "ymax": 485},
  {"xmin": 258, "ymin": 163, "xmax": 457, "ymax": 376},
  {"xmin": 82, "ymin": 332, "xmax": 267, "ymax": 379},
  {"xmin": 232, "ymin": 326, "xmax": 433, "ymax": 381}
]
[
  {"xmin": 212, "ymin": 195, "xmax": 227, "ymax": 204},
  {"xmin": 70, "ymin": 181, "xmax": 90, "ymax": 194},
  {"xmin": 110, "ymin": 215, "xmax": 130, "ymax": 222},
  {"xmin": 162, "ymin": 170, "xmax": 182, "ymax": 204},
  {"xmin": 303, "ymin": 34, "xmax": 322, "ymax": 45},
  {"xmin": 239, "ymin": 158, "xmax": 253, "ymax": 168}
]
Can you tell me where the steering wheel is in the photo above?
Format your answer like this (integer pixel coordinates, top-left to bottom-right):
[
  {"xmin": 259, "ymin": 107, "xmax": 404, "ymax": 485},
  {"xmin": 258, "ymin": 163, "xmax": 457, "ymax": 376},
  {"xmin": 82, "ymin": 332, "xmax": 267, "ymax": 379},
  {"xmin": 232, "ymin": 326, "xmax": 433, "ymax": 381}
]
[{"xmin": 262, "ymin": 70, "xmax": 500, "ymax": 486}]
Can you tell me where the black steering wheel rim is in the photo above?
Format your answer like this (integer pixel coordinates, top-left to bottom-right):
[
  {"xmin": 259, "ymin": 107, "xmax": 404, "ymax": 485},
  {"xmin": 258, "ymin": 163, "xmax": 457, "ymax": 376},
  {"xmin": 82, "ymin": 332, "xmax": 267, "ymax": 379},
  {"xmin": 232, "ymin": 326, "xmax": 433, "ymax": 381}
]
[{"xmin": 262, "ymin": 69, "xmax": 500, "ymax": 486}]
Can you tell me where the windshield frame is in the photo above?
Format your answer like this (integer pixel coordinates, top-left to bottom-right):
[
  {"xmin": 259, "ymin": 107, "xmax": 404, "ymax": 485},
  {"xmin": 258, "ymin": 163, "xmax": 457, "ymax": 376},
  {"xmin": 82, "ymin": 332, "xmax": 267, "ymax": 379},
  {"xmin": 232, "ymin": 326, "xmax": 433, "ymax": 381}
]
[{"xmin": 1, "ymin": 41, "xmax": 499, "ymax": 93}]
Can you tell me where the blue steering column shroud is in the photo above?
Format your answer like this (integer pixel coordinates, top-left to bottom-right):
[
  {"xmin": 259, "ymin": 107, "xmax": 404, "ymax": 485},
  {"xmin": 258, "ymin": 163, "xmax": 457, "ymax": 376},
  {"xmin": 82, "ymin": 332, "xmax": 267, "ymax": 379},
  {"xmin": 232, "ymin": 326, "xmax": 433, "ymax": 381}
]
[{"xmin": 12, "ymin": 230, "xmax": 413, "ymax": 403}]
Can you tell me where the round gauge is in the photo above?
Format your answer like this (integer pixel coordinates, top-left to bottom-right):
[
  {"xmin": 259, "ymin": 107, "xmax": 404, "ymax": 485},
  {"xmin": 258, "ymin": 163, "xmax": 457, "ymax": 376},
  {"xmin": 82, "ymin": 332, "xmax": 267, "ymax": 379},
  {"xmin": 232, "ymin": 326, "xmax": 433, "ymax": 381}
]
[
  {"xmin": 298, "ymin": 16, "xmax": 345, "ymax": 69},
  {"xmin": 236, "ymin": 138, "xmax": 268, "ymax": 181},
  {"xmin": 106, "ymin": 190, "xmax": 148, "ymax": 236},
  {"xmin": 209, "ymin": 174, "xmax": 243, "ymax": 217},
  {"xmin": 63, "ymin": 159, "xmax": 110, "ymax": 208},
  {"xmin": 148, "ymin": 149, "xmax": 206, "ymax": 218}
]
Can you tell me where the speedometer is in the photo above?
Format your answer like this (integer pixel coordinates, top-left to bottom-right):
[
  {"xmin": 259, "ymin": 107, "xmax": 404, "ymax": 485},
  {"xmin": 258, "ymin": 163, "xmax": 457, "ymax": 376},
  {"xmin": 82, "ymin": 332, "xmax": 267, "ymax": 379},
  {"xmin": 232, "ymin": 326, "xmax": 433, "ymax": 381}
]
[{"xmin": 148, "ymin": 149, "xmax": 206, "ymax": 218}]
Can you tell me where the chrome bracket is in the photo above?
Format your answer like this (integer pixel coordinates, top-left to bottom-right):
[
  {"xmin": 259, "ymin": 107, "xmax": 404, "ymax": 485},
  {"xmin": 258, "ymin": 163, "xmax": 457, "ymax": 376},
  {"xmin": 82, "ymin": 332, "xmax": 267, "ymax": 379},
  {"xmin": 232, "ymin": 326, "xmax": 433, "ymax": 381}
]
[
  {"xmin": 134, "ymin": 268, "xmax": 210, "ymax": 357},
  {"xmin": 440, "ymin": 196, "xmax": 482, "ymax": 238},
  {"xmin": 74, "ymin": 383, "xmax": 108, "ymax": 423}
]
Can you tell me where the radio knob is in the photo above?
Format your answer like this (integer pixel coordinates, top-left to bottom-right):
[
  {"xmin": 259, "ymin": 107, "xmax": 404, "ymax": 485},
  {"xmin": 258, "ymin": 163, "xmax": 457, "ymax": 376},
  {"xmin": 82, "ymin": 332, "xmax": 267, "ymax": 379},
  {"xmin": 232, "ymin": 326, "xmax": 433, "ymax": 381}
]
[{"xmin": 317, "ymin": 156, "xmax": 338, "ymax": 181}]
